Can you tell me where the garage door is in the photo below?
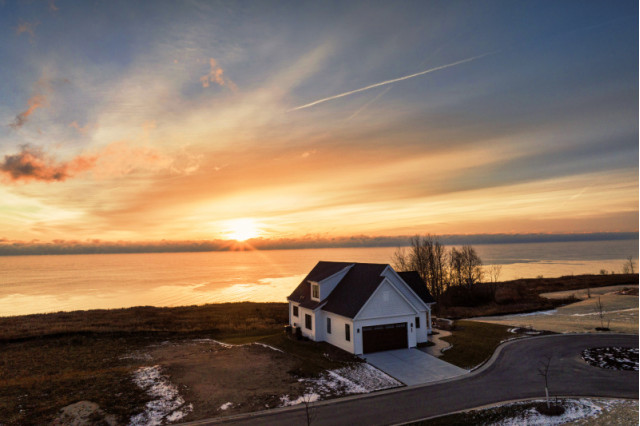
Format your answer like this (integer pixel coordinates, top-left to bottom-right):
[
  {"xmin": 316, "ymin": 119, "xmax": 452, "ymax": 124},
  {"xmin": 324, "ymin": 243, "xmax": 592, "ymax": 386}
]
[{"xmin": 362, "ymin": 322, "xmax": 408, "ymax": 353}]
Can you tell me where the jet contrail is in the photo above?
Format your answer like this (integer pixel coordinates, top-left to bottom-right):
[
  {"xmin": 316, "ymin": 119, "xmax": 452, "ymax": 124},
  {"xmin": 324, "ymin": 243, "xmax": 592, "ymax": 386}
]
[{"xmin": 289, "ymin": 51, "xmax": 496, "ymax": 111}]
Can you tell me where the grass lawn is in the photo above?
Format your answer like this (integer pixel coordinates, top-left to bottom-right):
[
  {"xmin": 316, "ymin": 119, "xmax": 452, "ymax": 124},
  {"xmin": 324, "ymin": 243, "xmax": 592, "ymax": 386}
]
[{"xmin": 439, "ymin": 320, "xmax": 515, "ymax": 370}]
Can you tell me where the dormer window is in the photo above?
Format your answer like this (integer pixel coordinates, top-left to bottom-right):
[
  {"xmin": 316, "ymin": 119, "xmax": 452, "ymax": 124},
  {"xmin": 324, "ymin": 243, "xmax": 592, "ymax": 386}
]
[{"xmin": 311, "ymin": 283, "xmax": 319, "ymax": 300}]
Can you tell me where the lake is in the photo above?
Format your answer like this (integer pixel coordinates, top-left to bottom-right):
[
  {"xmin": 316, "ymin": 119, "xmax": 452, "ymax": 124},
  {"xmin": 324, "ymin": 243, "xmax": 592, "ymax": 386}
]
[{"xmin": 0, "ymin": 239, "xmax": 637, "ymax": 317}]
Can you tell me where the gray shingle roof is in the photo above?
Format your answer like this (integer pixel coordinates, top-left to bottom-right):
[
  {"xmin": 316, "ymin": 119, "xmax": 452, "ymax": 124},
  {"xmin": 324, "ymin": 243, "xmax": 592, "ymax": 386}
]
[
  {"xmin": 397, "ymin": 271, "xmax": 436, "ymax": 304},
  {"xmin": 287, "ymin": 261, "xmax": 435, "ymax": 318}
]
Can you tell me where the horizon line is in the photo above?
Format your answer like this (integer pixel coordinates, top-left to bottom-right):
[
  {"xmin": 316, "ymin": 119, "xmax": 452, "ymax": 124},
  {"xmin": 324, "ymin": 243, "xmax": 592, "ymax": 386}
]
[{"xmin": 0, "ymin": 231, "xmax": 637, "ymax": 256}]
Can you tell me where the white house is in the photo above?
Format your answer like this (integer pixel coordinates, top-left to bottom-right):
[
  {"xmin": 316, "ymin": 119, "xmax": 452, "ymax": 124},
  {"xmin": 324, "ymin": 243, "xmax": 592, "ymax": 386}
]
[{"xmin": 287, "ymin": 261, "xmax": 435, "ymax": 355}]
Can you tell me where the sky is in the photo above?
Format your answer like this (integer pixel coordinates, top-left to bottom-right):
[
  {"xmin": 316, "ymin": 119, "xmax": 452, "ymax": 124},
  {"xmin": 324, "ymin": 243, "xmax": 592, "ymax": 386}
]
[{"xmin": 0, "ymin": 0, "xmax": 638, "ymax": 248}]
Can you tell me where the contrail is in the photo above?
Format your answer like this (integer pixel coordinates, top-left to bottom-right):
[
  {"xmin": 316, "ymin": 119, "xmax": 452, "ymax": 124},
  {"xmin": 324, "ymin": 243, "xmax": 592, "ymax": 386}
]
[{"xmin": 289, "ymin": 51, "xmax": 496, "ymax": 111}]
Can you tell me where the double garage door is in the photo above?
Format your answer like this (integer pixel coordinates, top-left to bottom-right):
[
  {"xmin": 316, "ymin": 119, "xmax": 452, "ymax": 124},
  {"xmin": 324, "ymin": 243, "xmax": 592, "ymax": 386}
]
[{"xmin": 362, "ymin": 322, "xmax": 408, "ymax": 354}]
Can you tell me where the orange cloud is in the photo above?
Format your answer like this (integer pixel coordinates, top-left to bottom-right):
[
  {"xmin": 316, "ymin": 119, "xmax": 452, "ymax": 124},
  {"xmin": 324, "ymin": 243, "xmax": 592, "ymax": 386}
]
[
  {"xmin": 69, "ymin": 121, "xmax": 97, "ymax": 135},
  {"xmin": 200, "ymin": 58, "xmax": 237, "ymax": 91},
  {"xmin": 15, "ymin": 20, "xmax": 39, "ymax": 40},
  {"xmin": 0, "ymin": 145, "xmax": 96, "ymax": 183},
  {"xmin": 10, "ymin": 94, "xmax": 46, "ymax": 129}
]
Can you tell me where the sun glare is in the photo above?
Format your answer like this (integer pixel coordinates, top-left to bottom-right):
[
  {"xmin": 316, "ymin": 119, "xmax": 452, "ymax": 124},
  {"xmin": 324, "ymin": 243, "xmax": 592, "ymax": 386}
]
[{"xmin": 224, "ymin": 218, "xmax": 260, "ymax": 241}]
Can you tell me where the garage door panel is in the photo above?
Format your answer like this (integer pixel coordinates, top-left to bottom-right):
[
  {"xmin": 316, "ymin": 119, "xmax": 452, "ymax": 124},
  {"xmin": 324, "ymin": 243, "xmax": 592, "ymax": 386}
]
[{"xmin": 363, "ymin": 322, "xmax": 407, "ymax": 353}]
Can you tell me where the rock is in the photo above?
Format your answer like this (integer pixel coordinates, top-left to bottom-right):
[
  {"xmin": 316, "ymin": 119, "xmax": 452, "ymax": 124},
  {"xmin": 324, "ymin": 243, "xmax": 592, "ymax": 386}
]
[{"xmin": 51, "ymin": 401, "xmax": 117, "ymax": 426}]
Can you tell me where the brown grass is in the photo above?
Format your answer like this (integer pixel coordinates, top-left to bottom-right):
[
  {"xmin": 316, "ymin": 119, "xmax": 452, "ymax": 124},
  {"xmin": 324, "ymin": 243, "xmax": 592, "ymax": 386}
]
[
  {"xmin": 0, "ymin": 302, "xmax": 289, "ymax": 425},
  {"xmin": 0, "ymin": 302, "xmax": 288, "ymax": 341}
]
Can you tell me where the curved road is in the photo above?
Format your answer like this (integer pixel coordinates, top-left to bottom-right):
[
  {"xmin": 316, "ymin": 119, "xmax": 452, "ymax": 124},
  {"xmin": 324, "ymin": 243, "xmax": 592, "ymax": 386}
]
[{"xmin": 187, "ymin": 334, "xmax": 638, "ymax": 425}]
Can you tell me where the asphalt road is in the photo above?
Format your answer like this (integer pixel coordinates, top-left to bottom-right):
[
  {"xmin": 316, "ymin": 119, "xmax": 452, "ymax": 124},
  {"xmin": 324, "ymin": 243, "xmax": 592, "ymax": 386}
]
[{"xmin": 186, "ymin": 334, "xmax": 638, "ymax": 425}]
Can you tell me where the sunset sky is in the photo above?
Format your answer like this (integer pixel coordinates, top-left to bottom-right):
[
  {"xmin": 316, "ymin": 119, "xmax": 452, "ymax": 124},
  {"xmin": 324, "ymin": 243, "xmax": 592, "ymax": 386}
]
[{"xmin": 1, "ymin": 1, "xmax": 638, "ymax": 246}]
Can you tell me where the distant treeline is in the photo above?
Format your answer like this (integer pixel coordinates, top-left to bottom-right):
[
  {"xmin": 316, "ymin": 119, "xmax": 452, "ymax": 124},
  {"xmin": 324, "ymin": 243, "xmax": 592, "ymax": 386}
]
[{"xmin": 0, "ymin": 232, "xmax": 636, "ymax": 256}]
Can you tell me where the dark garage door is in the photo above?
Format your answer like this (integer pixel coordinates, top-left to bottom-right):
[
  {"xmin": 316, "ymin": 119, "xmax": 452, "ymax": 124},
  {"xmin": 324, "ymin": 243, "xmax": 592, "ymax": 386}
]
[{"xmin": 362, "ymin": 322, "xmax": 408, "ymax": 353}]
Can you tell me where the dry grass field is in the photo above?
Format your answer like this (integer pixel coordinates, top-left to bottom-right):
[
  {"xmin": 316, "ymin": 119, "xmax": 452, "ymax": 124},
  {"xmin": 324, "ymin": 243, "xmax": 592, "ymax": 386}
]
[{"xmin": 470, "ymin": 286, "xmax": 638, "ymax": 334}]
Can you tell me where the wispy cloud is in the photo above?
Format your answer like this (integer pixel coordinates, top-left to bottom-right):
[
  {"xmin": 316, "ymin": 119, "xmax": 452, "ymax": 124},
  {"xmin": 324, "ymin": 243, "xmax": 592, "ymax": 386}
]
[
  {"xmin": 15, "ymin": 20, "xmax": 38, "ymax": 41},
  {"xmin": 9, "ymin": 94, "xmax": 46, "ymax": 129},
  {"xmin": 290, "ymin": 52, "xmax": 497, "ymax": 111},
  {"xmin": 0, "ymin": 145, "xmax": 96, "ymax": 182},
  {"xmin": 200, "ymin": 58, "xmax": 237, "ymax": 91}
]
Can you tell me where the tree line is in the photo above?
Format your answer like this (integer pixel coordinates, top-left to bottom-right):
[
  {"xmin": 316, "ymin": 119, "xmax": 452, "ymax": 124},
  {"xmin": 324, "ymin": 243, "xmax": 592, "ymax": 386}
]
[{"xmin": 392, "ymin": 235, "xmax": 489, "ymax": 302}]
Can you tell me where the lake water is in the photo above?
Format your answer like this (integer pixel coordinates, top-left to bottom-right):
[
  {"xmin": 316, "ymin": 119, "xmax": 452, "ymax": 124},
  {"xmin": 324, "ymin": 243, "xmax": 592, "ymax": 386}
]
[{"xmin": 0, "ymin": 240, "xmax": 637, "ymax": 317}]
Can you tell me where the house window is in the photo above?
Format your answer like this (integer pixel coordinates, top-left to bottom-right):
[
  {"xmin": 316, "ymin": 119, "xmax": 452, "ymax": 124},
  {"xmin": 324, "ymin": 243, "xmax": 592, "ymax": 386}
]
[
  {"xmin": 305, "ymin": 314, "xmax": 312, "ymax": 330},
  {"xmin": 327, "ymin": 317, "xmax": 331, "ymax": 334},
  {"xmin": 312, "ymin": 283, "xmax": 319, "ymax": 299},
  {"xmin": 293, "ymin": 306, "xmax": 299, "ymax": 317},
  {"xmin": 415, "ymin": 316, "xmax": 420, "ymax": 328},
  {"xmin": 345, "ymin": 324, "xmax": 350, "ymax": 341}
]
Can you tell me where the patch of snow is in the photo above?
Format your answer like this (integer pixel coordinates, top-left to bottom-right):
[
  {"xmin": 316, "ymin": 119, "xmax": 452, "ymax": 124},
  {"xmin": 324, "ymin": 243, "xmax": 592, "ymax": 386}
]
[
  {"xmin": 191, "ymin": 338, "xmax": 233, "ymax": 348},
  {"xmin": 279, "ymin": 393, "xmax": 320, "ymax": 406},
  {"xmin": 253, "ymin": 342, "xmax": 284, "ymax": 353},
  {"xmin": 219, "ymin": 402, "xmax": 233, "ymax": 411},
  {"xmin": 507, "ymin": 309, "xmax": 558, "ymax": 317},
  {"xmin": 129, "ymin": 365, "xmax": 193, "ymax": 425},
  {"xmin": 491, "ymin": 398, "xmax": 620, "ymax": 426},
  {"xmin": 278, "ymin": 363, "xmax": 402, "ymax": 407},
  {"xmin": 571, "ymin": 307, "xmax": 639, "ymax": 317}
]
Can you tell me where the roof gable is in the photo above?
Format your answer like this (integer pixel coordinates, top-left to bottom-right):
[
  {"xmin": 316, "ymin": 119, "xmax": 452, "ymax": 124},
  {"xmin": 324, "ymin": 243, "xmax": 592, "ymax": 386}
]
[{"xmin": 355, "ymin": 279, "xmax": 417, "ymax": 319}]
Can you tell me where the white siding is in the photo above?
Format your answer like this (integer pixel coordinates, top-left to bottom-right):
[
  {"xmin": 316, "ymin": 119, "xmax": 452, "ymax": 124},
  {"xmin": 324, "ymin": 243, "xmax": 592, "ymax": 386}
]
[
  {"xmin": 382, "ymin": 267, "xmax": 428, "ymax": 311},
  {"xmin": 415, "ymin": 310, "xmax": 428, "ymax": 343},
  {"xmin": 357, "ymin": 280, "xmax": 417, "ymax": 320},
  {"xmin": 289, "ymin": 302, "xmax": 300, "ymax": 327},
  {"xmin": 323, "ymin": 312, "xmax": 354, "ymax": 353},
  {"xmin": 296, "ymin": 306, "xmax": 317, "ymax": 341}
]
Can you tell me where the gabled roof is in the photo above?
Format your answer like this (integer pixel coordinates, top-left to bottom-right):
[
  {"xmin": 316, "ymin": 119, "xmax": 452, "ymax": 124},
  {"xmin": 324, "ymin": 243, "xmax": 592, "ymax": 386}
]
[
  {"xmin": 287, "ymin": 261, "xmax": 353, "ymax": 310},
  {"xmin": 398, "ymin": 271, "xmax": 436, "ymax": 304},
  {"xmin": 288, "ymin": 261, "xmax": 435, "ymax": 318}
]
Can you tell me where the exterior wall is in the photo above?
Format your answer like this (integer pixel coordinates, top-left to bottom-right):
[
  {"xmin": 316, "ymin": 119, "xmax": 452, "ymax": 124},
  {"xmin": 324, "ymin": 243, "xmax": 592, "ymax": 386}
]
[
  {"xmin": 289, "ymin": 301, "xmax": 300, "ymax": 328},
  {"xmin": 290, "ymin": 304, "xmax": 319, "ymax": 341},
  {"xmin": 322, "ymin": 311, "xmax": 355, "ymax": 353},
  {"xmin": 415, "ymin": 309, "xmax": 428, "ymax": 343},
  {"xmin": 357, "ymin": 280, "xmax": 416, "ymax": 319},
  {"xmin": 353, "ymin": 314, "xmax": 417, "ymax": 355}
]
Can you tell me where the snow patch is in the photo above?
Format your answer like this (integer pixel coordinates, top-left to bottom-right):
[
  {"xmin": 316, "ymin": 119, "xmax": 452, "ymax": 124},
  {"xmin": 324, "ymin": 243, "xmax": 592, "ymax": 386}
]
[
  {"xmin": 490, "ymin": 399, "xmax": 621, "ymax": 426},
  {"xmin": 507, "ymin": 309, "xmax": 557, "ymax": 317},
  {"xmin": 571, "ymin": 307, "xmax": 639, "ymax": 317},
  {"xmin": 219, "ymin": 402, "xmax": 233, "ymax": 411},
  {"xmin": 280, "ymin": 393, "xmax": 320, "ymax": 406},
  {"xmin": 129, "ymin": 365, "xmax": 192, "ymax": 425},
  {"xmin": 278, "ymin": 363, "xmax": 401, "ymax": 407},
  {"xmin": 253, "ymin": 342, "xmax": 284, "ymax": 353}
]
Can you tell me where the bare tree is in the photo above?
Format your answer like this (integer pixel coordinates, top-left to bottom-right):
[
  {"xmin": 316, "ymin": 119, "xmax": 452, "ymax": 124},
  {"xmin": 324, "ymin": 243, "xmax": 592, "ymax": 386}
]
[
  {"xmin": 537, "ymin": 356, "xmax": 552, "ymax": 409},
  {"xmin": 622, "ymin": 256, "xmax": 636, "ymax": 274},
  {"xmin": 301, "ymin": 394, "xmax": 317, "ymax": 425},
  {"xmin": 460, "ymin": 245, "xmax": 483, "ymax": 289},
  {"xmin": 487, "ymin": 264, "xmax": 503, "ymax": 283},
  {"xmin": 392, "ymin": 235, "xmax": 448, "ymax": 300},
  {"xmin": 391, "ymin": 246, "xmax": 410, "ymax": 272}
]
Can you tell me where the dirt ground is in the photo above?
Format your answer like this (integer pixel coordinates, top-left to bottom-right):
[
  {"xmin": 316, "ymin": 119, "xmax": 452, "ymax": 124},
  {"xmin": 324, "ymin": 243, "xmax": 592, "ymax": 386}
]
[
  {"xmin": 143, "ymin": 339, "xmax": 308, "ymax": 421},
  {"xmin": 469, "ymin": 286, "xmax": 638, "ymax": 334}
]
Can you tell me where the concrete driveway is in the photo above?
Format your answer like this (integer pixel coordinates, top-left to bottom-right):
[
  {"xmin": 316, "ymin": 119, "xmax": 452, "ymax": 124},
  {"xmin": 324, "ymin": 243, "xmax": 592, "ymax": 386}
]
[{"xmin": 362, "ymin": 348, "xmax": 467, "ymax": 385}]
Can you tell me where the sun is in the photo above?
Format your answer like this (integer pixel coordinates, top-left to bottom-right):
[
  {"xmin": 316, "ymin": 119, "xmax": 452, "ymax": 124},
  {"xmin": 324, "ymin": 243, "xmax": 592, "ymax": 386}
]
[{"xmin": 224, "ymin": 218, "xmax": 260, "ymax": 241}]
